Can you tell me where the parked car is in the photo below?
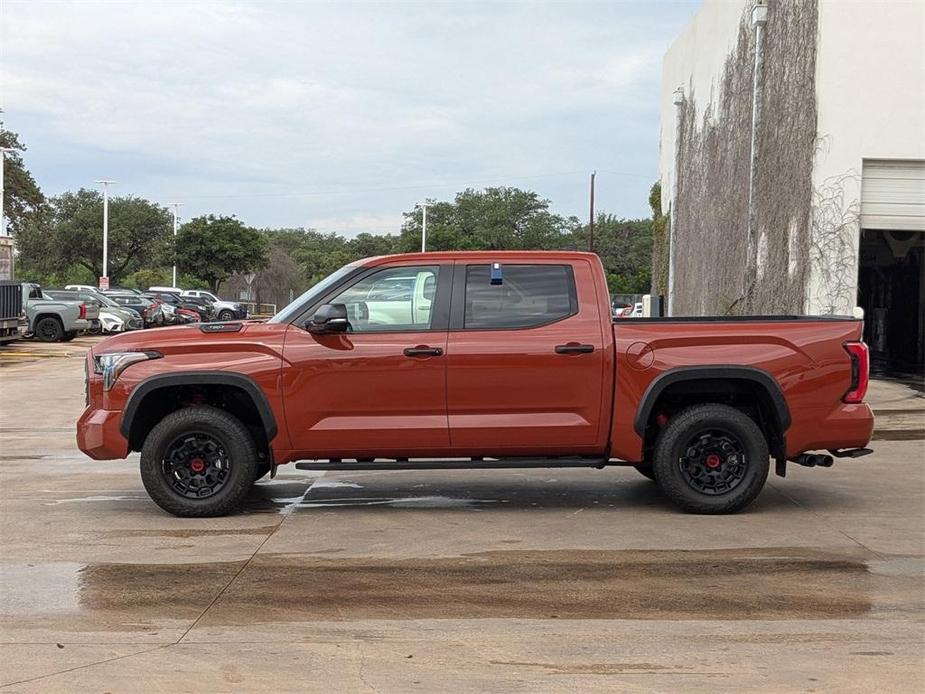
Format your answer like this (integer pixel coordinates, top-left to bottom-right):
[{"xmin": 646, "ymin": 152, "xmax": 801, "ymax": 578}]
[
  {"xmin": 105, "ymin": 293, "xmax": 164, "ymax": 327},
  {"xmin": 46, "ymin": 290, "xmax": 143, "ymax": 333},
  {"xmin": 78, "ymin": 251, "xmax": 874, "ymax": 518},
  {"xmin": 180, "ymin": 289, "xmax": 247, "ymax": 321},
  {"xmin": 145, "ymin": 292, "xmax": 208, "ymax": 322},
  {"xmin": 22, "ymin": 282, "xmax": 99, "ymax": 342},
  {"xmin": 0, "ymin": 280, "xmax": 22, "ymax": 345}
]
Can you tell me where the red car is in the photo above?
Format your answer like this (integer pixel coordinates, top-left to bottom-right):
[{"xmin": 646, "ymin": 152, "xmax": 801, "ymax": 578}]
[{"xmin": 78, "ymin": 251, "xmax": 873, "ymax": 517}]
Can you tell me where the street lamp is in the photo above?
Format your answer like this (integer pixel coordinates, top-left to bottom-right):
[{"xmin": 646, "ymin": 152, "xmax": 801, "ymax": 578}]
[
  {"xmin": 415, "ymin": 203, "xmax": 428, "ymax": 252},
  {"xmin": 95, "ymin": 180, "xmax": 116, "ymax": 288},
  {"xmin": 0, "ymin": 147, "xmax": 15, "ymax": 237},
  {"xmin": 166, "ymin": 202, "xmax": 184, "ymax": 287}
]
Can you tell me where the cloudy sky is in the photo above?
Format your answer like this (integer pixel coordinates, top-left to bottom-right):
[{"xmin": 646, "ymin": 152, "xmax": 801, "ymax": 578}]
[{"xmin": 1, "ymin": 0, "xmax": 698, "ymax": 236}]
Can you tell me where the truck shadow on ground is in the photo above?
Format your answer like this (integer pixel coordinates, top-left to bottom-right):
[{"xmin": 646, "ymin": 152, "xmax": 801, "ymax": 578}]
[{"xmin": 239, "ymin": 472, "xmax": 841, "ymax": 515}]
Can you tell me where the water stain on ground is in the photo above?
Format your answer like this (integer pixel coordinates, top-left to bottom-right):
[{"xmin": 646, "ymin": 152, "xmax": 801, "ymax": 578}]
[
  {"xmin": 107, "ymin": 526, "xmax": 279, "ymax": 539},
  {"xmin": 66, "ymin": 548, "xmax": 877, "ymax": 623},
  {"xmin": 871, "ymin": 429, "xmax": 925, "ymax": 441}
]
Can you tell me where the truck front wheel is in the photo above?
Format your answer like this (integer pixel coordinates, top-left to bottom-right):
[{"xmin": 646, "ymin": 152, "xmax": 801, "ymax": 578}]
[
  {"xmin": 140, "ymin": 406, "xmax": 258, "ymax": 517},
  {"xmin": 652, "ymin": 403, "xmax": 769, "ymax": 514}
]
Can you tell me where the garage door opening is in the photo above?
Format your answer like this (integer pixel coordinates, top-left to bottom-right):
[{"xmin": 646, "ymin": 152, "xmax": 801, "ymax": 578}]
[
  {"xmin": 859, "ymin": 160, "xmax": 925, "ymax": 376},
  {"xmin": 857, "ymin": 229, "xmax": 924, "ymax": 375}
]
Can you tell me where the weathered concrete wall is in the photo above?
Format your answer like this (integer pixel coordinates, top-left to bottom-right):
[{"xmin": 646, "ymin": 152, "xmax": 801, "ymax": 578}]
[{"xmin": 663, "ymin": 0, "xmax": 818, "ymax": 315}]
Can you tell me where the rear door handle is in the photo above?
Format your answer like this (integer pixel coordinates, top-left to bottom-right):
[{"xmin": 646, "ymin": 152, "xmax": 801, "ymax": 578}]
[
  {"xmin": 555, "ymin": 343, "xmax": 595, "ymax": 354},
  {"xmin": 403, "ymin": 346, "xmax": 444, "ymax": 357}
]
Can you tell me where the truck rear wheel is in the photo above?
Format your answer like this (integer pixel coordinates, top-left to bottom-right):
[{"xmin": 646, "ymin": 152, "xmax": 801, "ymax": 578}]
[
  {"xmin": 652, "ymin": 403, "xmax": 769, "ymax": 514},
  {"xmin": 34, "ymin": 317, "xmax": 64, "ymax": 342},
  {"xmin": 140, "ymin": 406, "xmax": 258, "ymax": 517}
]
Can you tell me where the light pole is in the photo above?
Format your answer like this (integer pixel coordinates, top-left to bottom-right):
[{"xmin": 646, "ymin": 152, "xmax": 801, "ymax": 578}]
[
  {"xmin": 95, "ymin": 180, "xmax": 116, "ymax": 288},
  {"xmin": 0, "ymin": 147, "xmax": 15, "ymax": 237},
  {"xmin": 166, "ymin": 202, "xmax": 184, "ymax": 287},
  {"xmin": 588, "ymin": 170, "xmax": 596, "ymax": 252},
  {"xmin": 416, "ymin": 203, "xmax": 428, "ymax": 252}
]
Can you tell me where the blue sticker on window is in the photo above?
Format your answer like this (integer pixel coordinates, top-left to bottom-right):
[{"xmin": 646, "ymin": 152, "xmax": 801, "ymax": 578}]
[{"xmin": 490, "ymin": 263, "xmax": 503, "ymax": 285}]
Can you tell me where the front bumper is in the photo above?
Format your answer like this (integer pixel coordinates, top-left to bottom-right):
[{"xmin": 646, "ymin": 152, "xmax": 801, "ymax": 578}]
[{"xmin": 76, "ymin": 406, "xmax": 129, "ymax": 460}]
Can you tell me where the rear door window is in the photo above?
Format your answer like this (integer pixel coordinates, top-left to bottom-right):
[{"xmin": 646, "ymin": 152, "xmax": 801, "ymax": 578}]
[{"xmin": 463, "ymin": 264, "xmax": 577, "ymax": 329}]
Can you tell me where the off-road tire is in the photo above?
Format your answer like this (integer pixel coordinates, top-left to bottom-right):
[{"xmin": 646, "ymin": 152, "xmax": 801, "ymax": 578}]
[
  {"xmin": 140, "ymin": 406, "xmax": 258, "ymax": 517},
  {"xmin": 61, "ymin": 331, "xmax": 78, "ymax": 342},
  {"xmin": 652, "ymin": 403, "xmax": 769, "ymax": 514},
  {"xmin": 633, "ymin": 464, "xmax": 657, "ymax": 481},
  {"xmin": 218, "ymin": 309, "xmax": 235, "ymax": 321},
  {"xmin": 35, "ymin": 317, "xmax": 64, "ymax": 342}
]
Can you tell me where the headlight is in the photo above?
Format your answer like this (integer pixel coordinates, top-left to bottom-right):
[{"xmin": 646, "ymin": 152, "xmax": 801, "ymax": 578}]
[{"xmin": 93, "ymin": 351, "xmax": 162, "ymax": 390}]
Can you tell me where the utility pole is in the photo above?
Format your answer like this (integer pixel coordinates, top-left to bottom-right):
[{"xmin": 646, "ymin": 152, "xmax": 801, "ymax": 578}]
[
  {"xmin": 0, "ymin": 147, "xmax": 16, "ymax": 236},
  {"xmin": 166, "ymin": 202, "xmax": 184, "ymax": 287},
  {"xmin": 417, "ymin": 203, "xmax": 429, "ymax": 252},
  {"xmin": 588, "ymin": 170, "xmax": 596, "ymax": 252},
  {"xmin": 95, "ymin": 180, "xmax": 116, "ymax": 289}
]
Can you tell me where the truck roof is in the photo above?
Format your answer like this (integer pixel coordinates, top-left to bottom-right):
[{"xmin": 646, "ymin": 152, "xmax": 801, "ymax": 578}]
[{"xmin": 357, "ymin": 250, "xmax": 601, "ymax": 267}]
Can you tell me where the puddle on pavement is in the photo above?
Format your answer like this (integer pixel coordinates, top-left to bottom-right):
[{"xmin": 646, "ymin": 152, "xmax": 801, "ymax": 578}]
[{"xmin": 4, "ymin": 548, "xmax": 904, "ymax": 623}]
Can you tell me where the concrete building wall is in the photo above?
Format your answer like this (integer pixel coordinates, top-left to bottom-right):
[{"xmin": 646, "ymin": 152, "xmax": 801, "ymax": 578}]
[
  {"xmin": 806, "ymin": 0, "xmax": 925, "ymax": 314},
  {"xmin": 659, "ymin": 0, "xmax": 744, "ymax": 219},
  {"xmin": 660, "ymin": 0, "xmax": 924, "ymax": 319},
  {"xmin": 660, "ymin": 0, "xmax": 818, "ymax": 316}
]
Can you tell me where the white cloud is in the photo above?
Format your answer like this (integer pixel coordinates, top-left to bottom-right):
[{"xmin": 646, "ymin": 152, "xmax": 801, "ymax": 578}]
[{"xmin": 1, "ymin": 0, "xmax": 699, "ymax": 228}]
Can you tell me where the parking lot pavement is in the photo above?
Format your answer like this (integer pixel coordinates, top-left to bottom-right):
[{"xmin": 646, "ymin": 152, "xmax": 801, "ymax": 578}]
[{"xmin": 0, "ymin": 353, "xmax": 923, "ymax": 692}]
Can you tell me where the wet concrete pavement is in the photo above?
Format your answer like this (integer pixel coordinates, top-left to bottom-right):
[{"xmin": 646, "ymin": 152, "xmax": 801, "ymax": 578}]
[{"xmin": 0, "ymin": 338, "xmax": 923, "ymax": 691}]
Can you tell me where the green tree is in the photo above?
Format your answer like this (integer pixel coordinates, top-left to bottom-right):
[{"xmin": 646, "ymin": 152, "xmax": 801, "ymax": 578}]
[
  {"xmin": 0, "ymin": 122, "xmax": 45, "ymax": 236},
  {"xmin": 571, "ymin": 213, "xmax": 653, "ymax": 294},
  {"xmin": 16, "ymin": 189, "xmax": 171, "ymax": 285},
  {"xmin": 176, "ymin": 215, "xmax": 269, "ymax": 292},
  {"xmin": 396, "ymin": 187, "xmax": 575, "ymax": 252},
  {"xmin": 649, "ymin": 181, "xmax": 669, "ymax": 296}
]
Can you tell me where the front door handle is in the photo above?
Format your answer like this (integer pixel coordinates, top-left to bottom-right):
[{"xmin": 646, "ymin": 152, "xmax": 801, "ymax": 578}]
[
  {"xmin": 555, "ymin": 343, "xmax": 595, "ymax": 354},
  {"xmin": 403, "ymin": 346, "xmax": 444, "ymax": 357}
]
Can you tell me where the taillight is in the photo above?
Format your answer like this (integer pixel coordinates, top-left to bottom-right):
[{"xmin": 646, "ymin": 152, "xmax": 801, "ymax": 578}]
[
  {"xmin": 79, "ymin": 303, "xmax": 87, "ymax": 320},
  {"xmin": 843, "ymin": 342, "xmax": 869, "ymax": 404}
]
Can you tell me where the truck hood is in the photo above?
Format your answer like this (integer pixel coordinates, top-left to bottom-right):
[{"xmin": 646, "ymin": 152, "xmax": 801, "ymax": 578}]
[{"xmin": 92, "ymin": 320, "xmax": 273, "ymax": 355}]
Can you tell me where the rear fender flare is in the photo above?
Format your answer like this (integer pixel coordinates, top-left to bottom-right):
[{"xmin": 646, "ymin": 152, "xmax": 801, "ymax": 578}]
[{"xmin": 633, "ymin": 365, "xmax": 791, "ymax": 437}]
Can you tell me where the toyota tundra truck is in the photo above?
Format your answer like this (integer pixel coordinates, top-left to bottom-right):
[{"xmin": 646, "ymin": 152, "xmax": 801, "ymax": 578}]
[{"xmin": 77, "ymin": 251, "xmax": 874, "ymax": 517}]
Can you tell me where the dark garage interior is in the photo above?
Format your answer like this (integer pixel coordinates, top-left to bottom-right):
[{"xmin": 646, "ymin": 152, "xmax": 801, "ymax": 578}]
[{"xmin": 857, "ymin": 229, "xmax": 925, "ymax": 376}]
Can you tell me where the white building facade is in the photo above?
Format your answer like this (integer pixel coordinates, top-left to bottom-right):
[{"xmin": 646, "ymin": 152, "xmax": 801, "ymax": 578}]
[{"xmin": 660, "ymin": 0, "xmax": 924, "ymax": 373}]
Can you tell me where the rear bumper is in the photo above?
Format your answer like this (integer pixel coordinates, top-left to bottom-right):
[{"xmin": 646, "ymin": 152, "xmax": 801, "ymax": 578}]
[
  {"xmin": 76, "ymin": 406, "xmax": 129, "ymax": 460},
  {"xmin": 786, "ymin": 403, "xmax": 875, "ymax": 457}
]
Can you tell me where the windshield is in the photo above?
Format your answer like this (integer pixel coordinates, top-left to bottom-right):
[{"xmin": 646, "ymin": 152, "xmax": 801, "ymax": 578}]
[{"xmin": 269, "ymin": 265, "xmax": 356, "ymax": 323}]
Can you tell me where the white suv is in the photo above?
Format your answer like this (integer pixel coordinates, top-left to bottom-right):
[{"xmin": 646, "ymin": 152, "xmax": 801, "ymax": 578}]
[{"xmin": 179, "ymin": 289, "xmax": 247, "ymax": 321}]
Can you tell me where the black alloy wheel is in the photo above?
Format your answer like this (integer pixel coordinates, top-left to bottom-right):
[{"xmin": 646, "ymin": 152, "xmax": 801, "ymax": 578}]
[
  {"xmin": 161, "ymin": 432, "xmax": 231, "ymax": 499},
  {"xmin": 677, "ymin": 428, "xmax": 747, "ymax": 495}
]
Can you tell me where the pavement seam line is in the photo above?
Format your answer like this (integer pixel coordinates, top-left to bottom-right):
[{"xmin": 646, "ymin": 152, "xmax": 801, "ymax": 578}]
[
  {"xmin": 767, "ymin": 481, "xmax": 888, "ymax": 560},
  {"xmin": 174, "ymin": 475, "xmax": 324, "ymax": 643},
  {"xmin": 0, "ymin": 644, "xmax": 171, "ymax": 689}
]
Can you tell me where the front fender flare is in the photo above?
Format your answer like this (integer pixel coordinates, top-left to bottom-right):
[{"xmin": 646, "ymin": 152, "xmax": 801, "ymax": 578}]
[{"xmin": 120, "ymin": 371, "xmax": 278, "ymax": 441}]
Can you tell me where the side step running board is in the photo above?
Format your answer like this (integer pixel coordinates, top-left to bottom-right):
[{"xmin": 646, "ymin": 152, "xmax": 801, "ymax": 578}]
[{"xmin": 295, "ymin": 457, "xmax": 611, "ymax": 471}]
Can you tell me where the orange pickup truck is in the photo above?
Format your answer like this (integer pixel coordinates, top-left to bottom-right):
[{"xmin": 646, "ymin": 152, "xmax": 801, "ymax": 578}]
[{"xmin": 77, "ymin": 251, "xmax": 874, "ymax": 517}]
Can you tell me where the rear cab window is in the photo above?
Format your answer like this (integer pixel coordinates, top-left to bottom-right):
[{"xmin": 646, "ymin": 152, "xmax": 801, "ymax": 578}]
[{"xmin": 461, "ymin": 264, "xmax": 577, "ymax": 329}]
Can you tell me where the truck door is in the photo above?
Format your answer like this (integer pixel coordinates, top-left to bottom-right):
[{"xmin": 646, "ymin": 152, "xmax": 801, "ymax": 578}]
[
  {"xmin": 445, "ymin": 260, "xmax": 607, "ymax": 454},
  {"xmin": 282, "ymin": 263, "xmax": 452, "ymax": 457}
]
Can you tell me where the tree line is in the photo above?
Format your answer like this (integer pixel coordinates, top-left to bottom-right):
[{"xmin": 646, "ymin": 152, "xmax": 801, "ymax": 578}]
[{"xmin": 4, "ymin": 123, "xmax": 658, "ymax": 308}]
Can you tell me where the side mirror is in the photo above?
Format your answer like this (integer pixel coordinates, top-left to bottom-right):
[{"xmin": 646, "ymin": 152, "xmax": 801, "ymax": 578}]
[{"xmin": 306, "ymin": 303, "xmax": 348, "ymax": 334}]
